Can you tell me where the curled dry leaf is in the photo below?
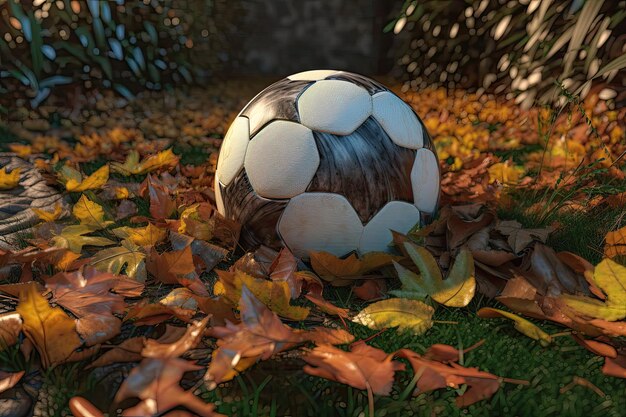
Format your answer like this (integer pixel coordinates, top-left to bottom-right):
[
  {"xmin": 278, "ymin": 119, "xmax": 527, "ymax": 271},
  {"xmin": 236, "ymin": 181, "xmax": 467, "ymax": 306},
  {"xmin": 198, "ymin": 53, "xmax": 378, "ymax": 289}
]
[
  {"xmin": 303, "ymin": 342, "xmax": 405, "ymax": 396},
  {"xmin": 0, "ymin": 312, "xmax": 22, "ymax": 349},
  {"xmin": 304, "ymin": 293, "xmax": 349, "ymax": 318},
  {"xmin": 477, "ymin": 307, "xmax": 552, "ymax": 346},
  {"xmin": 602, "ymin": 352, "xmax": 626, "ymax": 379},
  {"xmin": 0, "ymin": 370, "xmax": 24, "ymax": 395},
  {"xmin": 391, "ymin": 243, "xmax": 475, "ymax": 307},
  {"xmin": 142, "ymin": 316, "xmax": 210, "ymax": 359},
  {"xmin": 571, "ymin": 334, "xmax": 617, "ymax": 358},
  {"xmin": 204, "ymin": 286, "xmax": 353, "ymax": 389},
  {"xmin": 396, "ymin": 347, "xmax": 503, "ymax": 407},
  {"xmin": 352, "ymin": 298, "xmax": 434, "ymax": 335},
  {"xmin": 69, "ymin": 396, "xmax": 105, "ymax": 417}
]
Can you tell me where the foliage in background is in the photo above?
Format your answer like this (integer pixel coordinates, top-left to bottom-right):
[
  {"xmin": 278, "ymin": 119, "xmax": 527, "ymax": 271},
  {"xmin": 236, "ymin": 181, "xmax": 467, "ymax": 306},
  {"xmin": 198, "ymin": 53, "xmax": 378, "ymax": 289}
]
[
  {"xmin": 388, "ymin": 0, "xmax": 626, "ymax": 108},
  {"xmin": 0, "ymin": 0, "xmax": 234, "ymax": 106}
]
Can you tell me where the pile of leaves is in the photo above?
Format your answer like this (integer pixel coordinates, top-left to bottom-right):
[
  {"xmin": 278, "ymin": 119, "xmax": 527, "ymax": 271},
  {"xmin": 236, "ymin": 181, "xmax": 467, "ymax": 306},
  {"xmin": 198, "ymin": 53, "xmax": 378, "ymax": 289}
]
[{"xmin": 0, "ymin": 81, "xmax": 624, "ymax": 416}]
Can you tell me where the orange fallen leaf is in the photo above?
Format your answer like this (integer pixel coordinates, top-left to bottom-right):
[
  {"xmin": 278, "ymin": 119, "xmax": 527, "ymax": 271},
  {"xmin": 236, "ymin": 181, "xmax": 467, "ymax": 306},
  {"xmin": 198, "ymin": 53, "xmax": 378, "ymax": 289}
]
[
  {"xmin": 310, "ymin": 251, "xmax": 401, "ymax": 286},
  {"xmin": 65, "ymin": 165, "xmax": 110, "ymax": 192},
  {"xmin": 604, "ymin": 226, "xmax": 626, "ymax": 258},
  {"xmin": 0, "ymin": 312, "xmax": 22, "ymax": 350},
  {"xmin": 0, "ymin": 370, "xmax": 25, "ymax": 394}
]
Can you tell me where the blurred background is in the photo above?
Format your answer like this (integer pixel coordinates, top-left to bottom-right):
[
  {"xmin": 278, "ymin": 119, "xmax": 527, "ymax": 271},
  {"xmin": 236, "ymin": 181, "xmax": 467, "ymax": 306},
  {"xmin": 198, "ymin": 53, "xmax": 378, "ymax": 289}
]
[{"xmin": 1, "ymin": 0, "xmax": 624, "ymax": 110}]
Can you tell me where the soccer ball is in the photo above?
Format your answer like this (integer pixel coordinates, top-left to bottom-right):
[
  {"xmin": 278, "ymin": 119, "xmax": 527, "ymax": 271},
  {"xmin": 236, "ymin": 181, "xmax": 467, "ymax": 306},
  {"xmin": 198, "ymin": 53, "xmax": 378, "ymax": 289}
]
[{"xmin": 214, "ymin": 70, "xmax": 440, "ymax": 258}]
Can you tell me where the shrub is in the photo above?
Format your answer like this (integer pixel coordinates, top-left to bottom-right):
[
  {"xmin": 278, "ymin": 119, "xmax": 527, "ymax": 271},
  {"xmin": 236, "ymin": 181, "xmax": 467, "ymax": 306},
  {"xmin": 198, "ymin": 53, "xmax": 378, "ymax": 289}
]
[
  {"xmin": 388, "ymin": 0, "xmax": 626, "ymax": 107},
  {"xmin": 0, "ymin": 0, "xmax": 230, "ymax": 106}
]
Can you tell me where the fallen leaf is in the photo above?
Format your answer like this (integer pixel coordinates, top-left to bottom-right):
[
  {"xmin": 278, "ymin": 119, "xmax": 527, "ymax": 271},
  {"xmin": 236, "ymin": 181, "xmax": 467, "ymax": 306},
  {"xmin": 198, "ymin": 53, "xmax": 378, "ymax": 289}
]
[
  {"xmin": 16, "ymin": 284, "xmax": 82, "ymax": 368},
  {"xmin": 73, "ymin": 194, "xmax": 112, "ymax": 229},
  {"xmin": 353, "ymin": 279, "xmax": 387, "ymax": 301},
  {"xmin": 352, "ymin": 298, "xmax": 434, "ymax": 335},
  {"xmin": 90, "ymin": 239, "xmax": 146, "ymax": 281},
  {"xmin": 310, "ymin": 251, "xmax": 401, "ymax": 286},
  {"xmin": 114, "ymin": 223, "xmax": 167, "ymax": 246},
  {"xmin": 391, "ymin": 244, "xmax": 475, "ymax": 307},
  {"xmin": 602, "ymin": 352, "xmax": 626, "ymax": 379},
  {"xmin": 179, "ymin": 203, "xmax": 215, "ymax": 241},
  {"xmin": 477, "ymin": 307, "xmax": 552, "ymax": 346},
  {"xmin": 0, "ymin": 167, "xmax": 20, "ymax": 190},
  {"xmin": 0, "ymin": 370, "xmax": 25, "ymax": 394},
  {"xmin": 217, "ymin": 269, "xmax": 309, "ymax": 320},
  {"xmin": 142, "ymin": 316, "xmax": 210, "ymax": 358},
  {"xmin": 52, "ymin": 224, "xmax": 115, "ymax": 253},
  {"xmin": 114, "ymin": 357, "xmax": 222, "ymax": 416},
  {"xmin": 571, "ymin": 334, "xmax": 617, "ymax": 358},
  {"xmin": 76, "ymin": 313, "xmax": 121, "ymax": 345},
  {"xmin": 147, "ymin": 246, "xmax": 195, "ymax": 284},
  {"xmin": 303, "ymin": 342, "xmax": 405, "ymax": 396},
  {"xmin": 561, "ymin": 258, "xmax": 626, "ymax": 321},
  {"xmin": 304, "ymin": 293, "xmax": 349, "ymax": 318},
  {"xmin": 87, "ymin": 337, "xmax": 146, "ymax": 369},
  {"xmin": 69, "ymin": 396, "xmax": 105, "ymax": 417},
  {"xmin": 396, "ymin": 347, "xmax": 503, "ymax": 407},
  {"xmin": 65, "ymin": 165, "xmax": 110, "ymax": 192},
  {"xmin": 0, "ymin": 312, "xmax": 22, "ymax": 350},
  {"xmin": 32, "ymin": 202, "xmax": 64, "ymax": 222},
  {"xmin": 605, "ymin": 226, "xmax": 626, "ymax": 259},
  {"xmin": 496, "ymin": 220, "xmax": 551, "ymax": 254},
  {"xmin": 145, "ymin": 175, "xmax": 177, "ymax": 220},
  {"xmin": 112, "ymin": 149, "xmax": 180, "ymax": 176}
]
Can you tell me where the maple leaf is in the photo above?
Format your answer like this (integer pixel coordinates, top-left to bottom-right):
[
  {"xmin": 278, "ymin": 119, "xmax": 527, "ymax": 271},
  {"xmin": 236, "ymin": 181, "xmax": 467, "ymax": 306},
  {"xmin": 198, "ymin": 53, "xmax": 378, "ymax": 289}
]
[
  {"xmin": 147, "ymin": 246, "xmax": 195, "ymax": 284},
  {"xmin": 32, "ymin": 201, "xmax": 64, "ymax": 222},
  {"xmin": 87, "ymin": 337, "xmax": 146, "ymax": 369},
  {"xmin": 170, "ymin": 231, "xmax": 228, "ymax": 273},
  {"xmin": 604, "ymin": 226, "xmax": 626, "ymax": 258},
  {"xmin": 73, "ymin": 194, "xmax": 112, "ymax": 229},
  {"xmin": 496, "ymin": 220, "xmax": 551, "ymax": 254},
  {"xmin": 303, "ymin": 342, "xmax": 405, "ymax": 396},
  {"xmin": 216, "ymin": 269, "xmax": 309, "ymax": 320},
  {"xmin": 16, "ymin": 284, "xmax": 83, "ymax": 368},
  {"xmin": 142, "ymin": 316, "xmax": 210, "ymax": 359},
  {"xmin": 179, "ymin": 203, "xmax": 215, "ymax": 241},
  {"xmin": 51, "ymin": 224, "xmax": 115, "ymax": 254},
  {"xmin": 113, "ymin": 223, "xmax": 167, "ymax": 246},
  {"xmin": 144, "ymin": 174, "xmax": 177, "ymax": 219},
  {"xmin": 561, "ymin": 258, "xmax": 626, "ymax": 321},
  {"xmin": 0, "ymin": 166, "xmax": 20, "ymax": 190},
  {"xmin": 391, "ymin": 244, "xmax": 475, "ymax": 307},
  {"xmin": 310, "ymin": 251, "xmax": 401, "ymax": 286},
  {"xmin": 112, "ymin": 149, "xmax": 180, "ymax": 176},
  {"xmin": 352, "ymin": 298, "xmax": 434, "ymax": 335},
  {"xmin": 90, "ymin": 239, "xmax": 146, "ymax": 281},
  {"xmin": 64, "ymin": 165, "xmax": 110, "ymax": 192},
  {"xmin": 114, "ymin": 357, "xmax": 222, "ymax": 416},
  {"xmin": 204, "ymin": 286, "xmax": 353, "ymax": 388},
  {"xmin": 0, "ymin": 312, "xmax": 22, "ymax": 350},
  {"xmin": 396, "ymin": 347, "xmax": 504, "ymax": 407},
  {"xmin": 477, "ymin": 307, "xmax": 552, "ymax": 346}
]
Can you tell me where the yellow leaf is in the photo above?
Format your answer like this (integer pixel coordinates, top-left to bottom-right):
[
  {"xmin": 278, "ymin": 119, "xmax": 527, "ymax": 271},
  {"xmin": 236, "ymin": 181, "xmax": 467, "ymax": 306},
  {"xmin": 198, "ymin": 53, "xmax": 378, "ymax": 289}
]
[
  {"xmin": 90, "ymin": 240, "xmax": 146, "ymax": 281},
  {"xmin": 477, "ymin": 307, "xmax": 552, "ymax": 346},
  {"xmin": 72, "ymin": 194, "xmax": 111, "ymax": 229},
  {"xmin": 114, "ymin": 187, "xmax": 130, "ymax": 199},
  {"xmin": 52, "ymin": 224, "xmax": 115, "ymax": 253},
  {"xmin": 113, "ymin": 224, "xmax": 167, "ymax": 247},
  {"xmin": 391, "ymin": 244, "xmax": 476, "ymax": 307},
  {"xmin": 310, "ymin": 251, "xmax": 402, "ymax": 286},
  {"xmin": 561, "ymin": 258, "xmax": 626, "ymax": 321},
  {"xmin": 352, "ymin": 298, "xmax": 434, "ymax": 335},
  {"xmin": 65, "ymin": 165, "xmax": 109, "ymax": 192},
  {"xmin": 488, "ymin": 161, "xmax": 523, "ymax": 185},
  {"xmin": 178, "ymin": 203, "xmax": 214, "ymax": 241},
  {"xmin": 0, "ymin": 167, "xmax": 20, "ymax": 190},
  {"xmin": 217, "ymin": 269, "xmax": 309, "ymax": 320},
  {"xmin": 111, "ymin": 149, "xmax": 179, "ymax": 175},
  {"xmin": 32, "ymin": 202, "xmax": 63, "ymax": 222},
  {"xmin": 9, "ymin": 144, "xmax": 32, "ymax": 157},
  {"xmin": 604, "ymin": 226, "xmax": 626, "ymax": 258},
  {"xmin": 16, "ymin": 285, "xmax": 82, "ymax": 368}
]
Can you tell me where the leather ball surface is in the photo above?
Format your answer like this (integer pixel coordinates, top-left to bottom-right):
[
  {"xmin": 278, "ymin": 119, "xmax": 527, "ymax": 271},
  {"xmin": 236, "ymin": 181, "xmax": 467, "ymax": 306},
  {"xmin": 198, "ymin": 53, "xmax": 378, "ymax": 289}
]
[{"xmin": 215, "ymin": 70, "xmax": 440, "ymax": 258}]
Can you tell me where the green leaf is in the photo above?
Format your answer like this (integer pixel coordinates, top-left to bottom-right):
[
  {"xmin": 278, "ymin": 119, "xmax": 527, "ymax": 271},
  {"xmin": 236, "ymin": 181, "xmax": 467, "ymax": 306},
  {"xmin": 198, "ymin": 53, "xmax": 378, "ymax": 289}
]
[
  {"xmin": 352, "ymin": 298, "xmax": 434, "ymax": 335},
  {"xmin": 90, "ymin": 240, "xmax": 146, "ymax": 281}
]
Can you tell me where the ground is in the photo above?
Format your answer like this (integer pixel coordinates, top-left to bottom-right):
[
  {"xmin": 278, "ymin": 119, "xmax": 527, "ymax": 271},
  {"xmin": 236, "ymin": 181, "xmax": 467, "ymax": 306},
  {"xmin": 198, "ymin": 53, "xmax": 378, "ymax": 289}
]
[{"xmin": 0, "ymin": 78, "xmax": 625, "ymax": 417}]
